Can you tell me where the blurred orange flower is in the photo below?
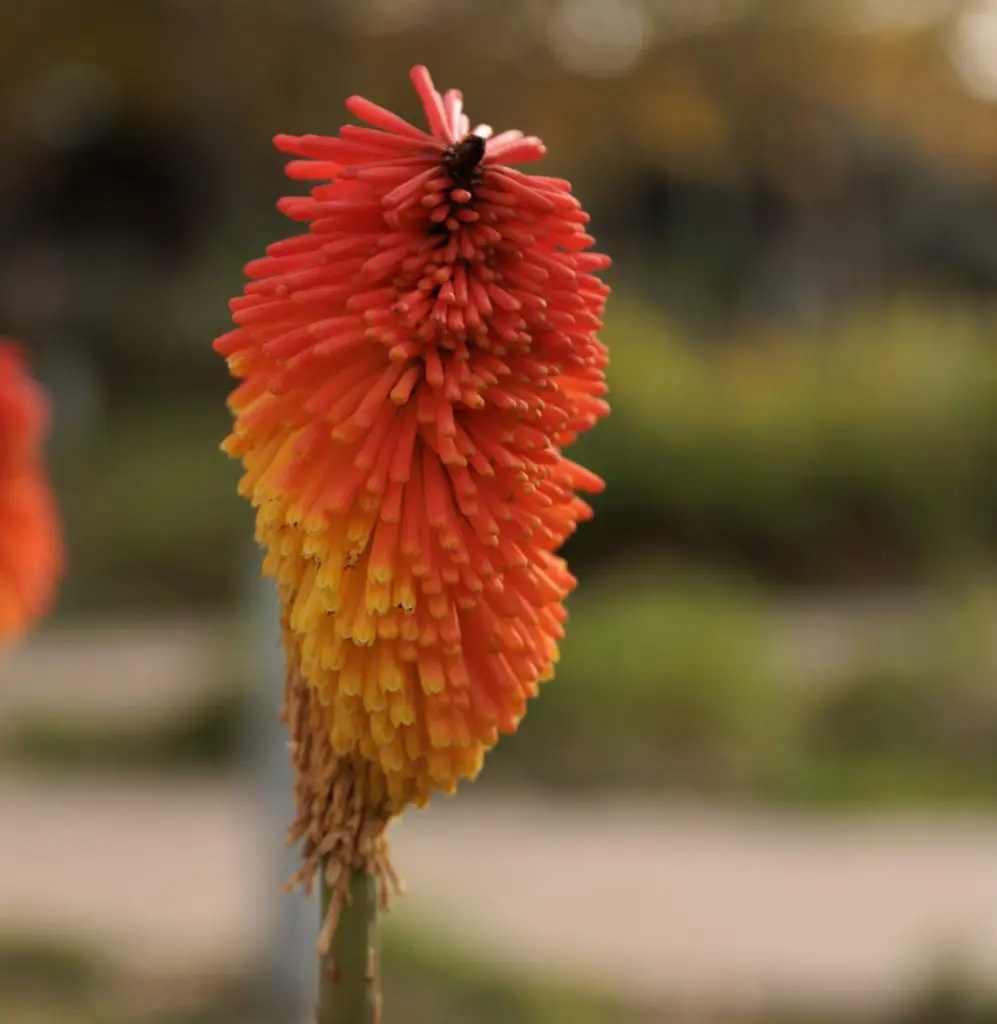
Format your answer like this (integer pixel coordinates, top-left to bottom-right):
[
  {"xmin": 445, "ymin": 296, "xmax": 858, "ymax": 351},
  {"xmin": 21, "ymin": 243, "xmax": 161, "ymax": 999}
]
[
  {"xmin": 215, "ymin": 65, "xmax": 609, "ymax": 941},
  {"xmin": 0, "ymin": 342, "xmax": 62, "ymax": 642}
]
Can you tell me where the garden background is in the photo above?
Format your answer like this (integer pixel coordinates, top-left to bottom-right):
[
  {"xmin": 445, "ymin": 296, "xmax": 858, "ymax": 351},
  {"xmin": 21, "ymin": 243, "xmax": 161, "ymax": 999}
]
[{"xmin": 5, "ymin": 1, "xmax": 997, "ymax": 1021}]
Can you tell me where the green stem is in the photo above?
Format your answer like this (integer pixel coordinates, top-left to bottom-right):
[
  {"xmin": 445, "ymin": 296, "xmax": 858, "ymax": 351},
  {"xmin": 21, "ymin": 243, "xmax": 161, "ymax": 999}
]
[{"xmin": 318, "ymin": 866, "xmax": 381, "ymax": 1024}]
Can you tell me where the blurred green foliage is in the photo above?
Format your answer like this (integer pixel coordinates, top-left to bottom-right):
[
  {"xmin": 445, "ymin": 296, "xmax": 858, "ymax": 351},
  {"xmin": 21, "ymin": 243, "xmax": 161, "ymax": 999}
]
[
  {"xmin": 0, "ymin": 925, "xmax": 657, "ymax": 1024},
  {"xmin": 777, "ymin": 583, "xmax": 997, "ymax": 807},
  {"xmin": 497, "ymin": 574, "xmax": 997, "ymax": 807},
  {"xmin": 4, "ymin": 926, "xmax": 997, "ymax": 1024},
  {"xmin": 50, "ymin": 407, "xmax": 247, "ymax": 612},
  {"xmin": 488, "ymin": 569, "xmax": 793, "ymax": 794},
  {"xmin": 3, "ymin": 688, "xmax": 245, "ymax": 775},
  {"xmin": 53, "ymin": 295, "xmax": 997, "ymax": 614},
  {"xmin": 0, "ymin": 935, "xmax": 103, "ymax": 1000},
  {"xmin": 573, "ymin": 296, "xmax": 997, "ymax": 584}
]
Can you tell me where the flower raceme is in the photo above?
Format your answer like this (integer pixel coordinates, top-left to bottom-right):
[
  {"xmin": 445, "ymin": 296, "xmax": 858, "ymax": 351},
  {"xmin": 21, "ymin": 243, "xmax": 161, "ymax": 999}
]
[
  {"xmin": 217, "ymin": 65, "xmax": 610, "ymax": 799},
  {"xmin": 215, "ymin": 65, "xmax": 609, "ymax": 924},
  {"xmin": 0, "ymin": 341, "xmax": 62, "ymax": 642}
]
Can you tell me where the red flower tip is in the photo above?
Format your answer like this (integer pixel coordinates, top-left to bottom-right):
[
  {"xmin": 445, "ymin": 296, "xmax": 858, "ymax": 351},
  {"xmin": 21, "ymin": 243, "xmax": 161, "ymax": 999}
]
[{"xmin": 0, "ymin": 339, "xmax": 62, "ymax": 642}]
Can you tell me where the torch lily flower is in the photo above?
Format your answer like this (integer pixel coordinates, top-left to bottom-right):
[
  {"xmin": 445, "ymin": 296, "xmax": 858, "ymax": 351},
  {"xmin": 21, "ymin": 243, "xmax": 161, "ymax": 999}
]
[
  {"xmin": 215, "ymin": 65, "xmax": 610, "ymax": 948},
  {"xmin": 0, "ymin": 341, "xmax": 62, "ymax": 642}
]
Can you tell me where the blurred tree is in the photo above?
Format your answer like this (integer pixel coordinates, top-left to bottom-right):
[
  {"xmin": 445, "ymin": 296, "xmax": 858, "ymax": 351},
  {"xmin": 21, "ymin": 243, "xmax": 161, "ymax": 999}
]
[{"xmin": 4, "ymin": 0, "xmax": 997, "ymax": 359}]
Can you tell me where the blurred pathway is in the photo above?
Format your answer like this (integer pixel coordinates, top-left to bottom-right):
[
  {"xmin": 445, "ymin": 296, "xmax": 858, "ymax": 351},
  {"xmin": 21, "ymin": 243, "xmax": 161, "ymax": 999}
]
[
  {"xmin": 2, "ymin": 775, "xmax": 997, "ymax": 1009},
  {"xmin": 0, "ymin": 617, "xmax": 225, "ymax": 727}
]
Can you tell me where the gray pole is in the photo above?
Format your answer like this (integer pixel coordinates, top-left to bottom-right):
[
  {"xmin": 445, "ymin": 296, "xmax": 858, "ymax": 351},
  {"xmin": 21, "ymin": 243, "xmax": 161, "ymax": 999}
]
[{"xmin": 245, "ymin": 544, "xmax": 317, "ymax": 1022}]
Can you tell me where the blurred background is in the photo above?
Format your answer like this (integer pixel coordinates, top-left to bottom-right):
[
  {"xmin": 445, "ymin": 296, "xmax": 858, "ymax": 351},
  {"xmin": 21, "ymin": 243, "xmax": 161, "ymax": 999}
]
[{"xmin": 7, "ymin": 0, "xmax": 997, "ymax": 1021}]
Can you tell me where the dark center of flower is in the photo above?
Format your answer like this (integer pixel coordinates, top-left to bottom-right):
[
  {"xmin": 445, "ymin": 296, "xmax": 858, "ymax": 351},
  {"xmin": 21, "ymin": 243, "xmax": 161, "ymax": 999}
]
[{"xmin": 443, "ymin": 133, "xmax": 486, "ymax": 190}]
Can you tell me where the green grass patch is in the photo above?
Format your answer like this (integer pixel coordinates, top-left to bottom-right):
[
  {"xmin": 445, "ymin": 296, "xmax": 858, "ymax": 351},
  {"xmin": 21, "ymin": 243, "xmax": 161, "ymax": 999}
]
[
  {"xmin": 381, "ymin": 925, "xmax": 659, "ymax": 1024},
  {"xmin": 2, "ymin": 688, "xmax": 246, "ymax": 775},
  {"xmin": 489, "ymin": 567, "xmax": 795, "ymax": 796},
  {"xmin": 0, "ymin": 934, "xmax": 104, "ymax": 997},
  {"xmin": 4, "ymin": 926, "xmax": 997, "ymax": 1024},
  {"xmin": 49, "ymin": 406, "xmax": 248, "ymax": 613}
]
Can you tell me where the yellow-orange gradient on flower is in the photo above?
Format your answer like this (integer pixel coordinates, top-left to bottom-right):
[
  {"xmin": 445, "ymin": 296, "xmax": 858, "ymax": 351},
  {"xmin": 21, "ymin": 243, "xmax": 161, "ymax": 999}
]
[
  {"xmin": 0, "ymin": 341, "xmax": 62, "ymax": 642},
  {"xmin": 216, "ymin": 66, "xmax": 609, "ymax": 814}
]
